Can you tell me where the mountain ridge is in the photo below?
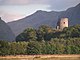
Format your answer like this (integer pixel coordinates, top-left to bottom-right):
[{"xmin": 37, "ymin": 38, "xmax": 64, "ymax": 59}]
[
  {"xmin": 8, "ymin": 3, "xmax": 80, "ymax": 36},
  {"xmin": 0, "ymin": 17, "xmax": 15, "ymax": 41}
]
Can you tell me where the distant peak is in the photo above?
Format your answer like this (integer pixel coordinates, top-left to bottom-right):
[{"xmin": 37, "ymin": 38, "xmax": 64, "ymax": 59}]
[
  {"xmin": 36, "ymin": 10, "xmax": 43, "ymax": 12},
  {"xmin": 76, "ymin": 3, "xmax": 80, "ymax": 7},
  {"xmin": 36, "ymin": 10, "xmax": 47, "ymax": 13},
  {"xmin": 33, "ymin": 10, "xmax": 48, "ymax": 15},
  {"xmin": 0, "ymin": 17, "xmax": 2, "ymax": 20},
  {"xmin": 77, "ymin": 3, "xmax": 80, "ymax": 5}
]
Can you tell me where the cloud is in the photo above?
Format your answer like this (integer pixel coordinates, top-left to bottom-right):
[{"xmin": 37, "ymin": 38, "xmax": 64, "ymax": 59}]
[
  {"xmin": 0, "ymin": 0, "xmax": 80, "ymax": 22},
  {"xmin": 48, "ymin": 0, "xmax": 80, "ymax": 11},
  {"xmin": 0, "ymin": 0, "xmax": 29, "ymax": 5},
  {"xmin": 0, "ymin": 9, "xmax": 26, "ymax": 22},
  {"xmin": 0, "ymin": 5, "xmax": 50, "ymax": 22},
  {"xmin": 0, "ymin": 0, "xmax": 80, "ymax": 11},
  {"xmin": 0, "ymin": 0, "xmax": 49, "ymax": 5},
  {"xmin": 29, "ymin": 0, "xmax": 49, "ymax": 4},
  {"xmin": 0, "ymin": 0, "xmax": 80, "ymax": 10},
  {"xmin": 1, "ymin": 12, "xmax": 26, "ymax": 22}
]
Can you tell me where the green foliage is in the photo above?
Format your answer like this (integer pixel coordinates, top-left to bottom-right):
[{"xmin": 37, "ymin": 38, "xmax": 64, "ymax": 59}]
[
  {"xmin": 37, "ymin": 25, "xmax": 53, "ymax": 41},
  {"xmin": 9, "ymin": 42, "xmax": 28, "ymax": 55},
  {"xmin": 16, "ymin": 24, "xmax": 80, "ymax": 42},
  {"xmin": 63, "ymin": 24, "xmax": 80, "ymax": 38},
  {"xmin": 27, "ymin": 41, "xmax": 41, "ymax": 55},
  {"xmin": 0, "ymin": 38, "xmax": 80, "ymax": 55},
  {"xmin": 0, "ymin": 41, "xmax": 28, "ymax": 56},
  {"xmin": 16, "ymin": 28, "xmax": 37, "ymax": 41},
  {"xmin": 0, "ymin": 25, "xmax": 80, "ymax": 55},
  {"xmin": 0, "ymin": 40, "xmax": 10, "ymax": 56}
]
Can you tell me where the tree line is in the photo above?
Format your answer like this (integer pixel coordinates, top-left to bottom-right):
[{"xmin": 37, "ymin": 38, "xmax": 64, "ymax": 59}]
[
  {"xmin": 16, "ymin": 24, "xmax": 80, "ymax": 41},
  {"xmin": 0, "ymin": 24, "xmax": 80, "ymax": 55}
]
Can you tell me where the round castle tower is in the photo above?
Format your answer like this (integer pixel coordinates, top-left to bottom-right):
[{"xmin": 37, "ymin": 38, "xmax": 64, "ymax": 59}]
[{"xmin": 56, "ymin": 18, "xmax": 68, "ymax": 30}]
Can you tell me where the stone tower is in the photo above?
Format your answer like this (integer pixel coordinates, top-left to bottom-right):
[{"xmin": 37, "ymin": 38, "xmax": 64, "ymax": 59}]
[{"xmin": 56, "ymin": 18, "xmax": 68, "ymax": 30}]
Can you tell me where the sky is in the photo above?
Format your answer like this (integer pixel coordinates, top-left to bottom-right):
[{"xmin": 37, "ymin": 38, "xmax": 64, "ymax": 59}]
[{"xmin": 0, "ymin": 0, "xmax": 80, "ymax": 22}]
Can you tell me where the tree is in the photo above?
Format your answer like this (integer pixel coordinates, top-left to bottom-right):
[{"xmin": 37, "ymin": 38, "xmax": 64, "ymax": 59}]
[
  {"xmin": 9, "ymin": 42, "xmax": 28, "ymax": 55},
  {"xmin": 37, "ymin": 25, "xmax": 53, "ymax": 41},
  {"xmin": 27, "ymin": 41, "xmax": 41, "ymax": 55},
  {"xmin": 0, "ymin": 40, "xmax": 10, "ymax": 56},
  {"xmin": 63, "ymin": 25, "xmax": 80, "ymax": 38},
  {"xmin": 16, "ymin": 28, "xmax": 37, "ymax": 41}
]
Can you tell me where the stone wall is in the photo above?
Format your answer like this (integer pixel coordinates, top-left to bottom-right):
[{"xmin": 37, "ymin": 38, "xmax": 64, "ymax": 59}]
[{"xmin": 57, "ymin": 18, "xmax": 68, "ymax": 30}]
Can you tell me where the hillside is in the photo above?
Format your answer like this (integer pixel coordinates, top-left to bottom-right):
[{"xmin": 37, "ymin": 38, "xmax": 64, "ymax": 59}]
[
  {"xmin": 0, "ymin": 18, "xmax": 15, "ymax": 41},
  {"xmin": 8, "ymin": 3, "xmax": 80, "ymax": 36}
]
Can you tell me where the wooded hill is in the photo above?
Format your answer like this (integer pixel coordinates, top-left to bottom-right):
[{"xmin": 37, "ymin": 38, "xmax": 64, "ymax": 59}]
[{"xmin": 0, "ymin": 24, "xmax": 80, "ymax": 55}]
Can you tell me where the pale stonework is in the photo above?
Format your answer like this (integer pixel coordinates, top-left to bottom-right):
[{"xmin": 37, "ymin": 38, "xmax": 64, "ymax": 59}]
[{"xmin": 57, "ymin": 18, "xmax": 68, "ymax": 30}]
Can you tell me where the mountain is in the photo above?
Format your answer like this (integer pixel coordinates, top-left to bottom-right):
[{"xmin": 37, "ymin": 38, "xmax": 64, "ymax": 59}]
[
  {"xmin": 59, "ymin": 3, "xmax": 80, "ymax": 25},
  {"xmin": 0, "ymin": 18, "xmax": 15, "ymax": 41},
  {"xmin": 8, "ymin": 3, "xmax": 80, "ymax": 36}
]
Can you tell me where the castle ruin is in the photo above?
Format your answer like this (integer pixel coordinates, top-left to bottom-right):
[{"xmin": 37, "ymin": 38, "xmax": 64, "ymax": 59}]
[{"xmin": 56, "ymin": 18, "xmax": 68, "ymax": 30}]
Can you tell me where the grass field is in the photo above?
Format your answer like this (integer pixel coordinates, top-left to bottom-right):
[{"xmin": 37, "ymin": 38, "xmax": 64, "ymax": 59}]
[{"xmin": 0, "ymin": 55, "xmax": 80, "ymax": 60}]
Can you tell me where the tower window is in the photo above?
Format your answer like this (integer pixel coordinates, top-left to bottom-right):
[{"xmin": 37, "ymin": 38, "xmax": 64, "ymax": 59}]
[{"xmin": 64, "ymin": 22, "xmax": 65, "ymax": 24}]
